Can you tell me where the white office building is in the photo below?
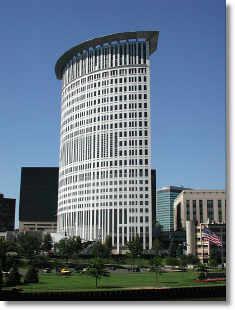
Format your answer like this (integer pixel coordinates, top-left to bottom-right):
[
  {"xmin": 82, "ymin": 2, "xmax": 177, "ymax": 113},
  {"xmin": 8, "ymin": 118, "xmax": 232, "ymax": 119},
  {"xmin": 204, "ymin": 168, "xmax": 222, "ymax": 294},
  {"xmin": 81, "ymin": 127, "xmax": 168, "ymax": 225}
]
[
  {"xmin": 55, "ymin": 31, "xmax": 159, "ymax": 253},
  {"xmin": 174, "ymin": 189, "xmax": 226, "ymax": 231}
]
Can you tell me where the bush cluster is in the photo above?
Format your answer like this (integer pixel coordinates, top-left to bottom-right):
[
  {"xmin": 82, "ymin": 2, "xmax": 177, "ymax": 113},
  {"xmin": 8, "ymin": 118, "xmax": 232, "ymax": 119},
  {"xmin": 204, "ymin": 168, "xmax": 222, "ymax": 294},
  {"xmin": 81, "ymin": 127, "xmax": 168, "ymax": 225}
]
[{"xmin": 0, "ymin": 265, "xmax": 39, "ymax": 288}]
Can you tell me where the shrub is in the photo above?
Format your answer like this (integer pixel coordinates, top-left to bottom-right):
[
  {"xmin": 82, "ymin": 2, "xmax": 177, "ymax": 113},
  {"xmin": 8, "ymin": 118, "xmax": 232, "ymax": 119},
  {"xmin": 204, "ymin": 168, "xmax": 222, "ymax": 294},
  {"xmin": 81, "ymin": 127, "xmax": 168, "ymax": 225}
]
[
  {"xmin": 24, "ymin": 266, "xmax": 39, "ymax": 284},
  {"xmin": 5, "ymin": 266, "xmax": 21, "ymax": 286},
  {"xmin": 31, "ymin": 255, "xmax": 51, "ymax": 269},
  {"xmin": 164, "ymin": 256, "xmax": 179, "ymax": 266},
  {"xmin": 0, "ymin": 267, "xmax": 3, "ymax": 290},
  {"xmin": 198, "ymin": 271, "xmax": 206, "ymax": 280}
]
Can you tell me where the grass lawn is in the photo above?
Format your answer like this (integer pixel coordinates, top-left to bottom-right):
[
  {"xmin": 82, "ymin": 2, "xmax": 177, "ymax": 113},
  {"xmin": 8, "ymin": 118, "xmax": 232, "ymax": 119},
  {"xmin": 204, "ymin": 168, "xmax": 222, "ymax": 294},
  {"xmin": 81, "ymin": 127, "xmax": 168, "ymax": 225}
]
[{"xmin": 9, "ymin": 271, "xmax": 225, "ymax": 292}]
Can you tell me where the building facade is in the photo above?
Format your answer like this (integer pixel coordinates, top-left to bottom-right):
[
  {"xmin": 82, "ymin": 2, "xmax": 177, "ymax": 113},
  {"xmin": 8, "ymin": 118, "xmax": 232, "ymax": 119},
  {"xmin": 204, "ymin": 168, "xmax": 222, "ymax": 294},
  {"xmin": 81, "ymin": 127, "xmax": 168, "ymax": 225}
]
[
  {"xmin": 0, "ymin": 193, "xmax": 15, "ymax": 232},
  {"xmin": 19, "ymin": 167, "xmax": 58, "ymax": 232},
  {"xmin": 174, "ymin": 189, "xmax": 226, "ymax": 231},
  {"xmin": 151, "ymin": 169, "xmax": 157, "ymax": 228},
  {"xmin": 156, "ymin": 186, "xmax": 186, "ymax": 232},
  {"xmin": 186, "ymin": 221, "xmax": 226, "ymax": 264},
  {"xmin": 55, "ymin": 31, "xmax": 159, "ymax": 252}
]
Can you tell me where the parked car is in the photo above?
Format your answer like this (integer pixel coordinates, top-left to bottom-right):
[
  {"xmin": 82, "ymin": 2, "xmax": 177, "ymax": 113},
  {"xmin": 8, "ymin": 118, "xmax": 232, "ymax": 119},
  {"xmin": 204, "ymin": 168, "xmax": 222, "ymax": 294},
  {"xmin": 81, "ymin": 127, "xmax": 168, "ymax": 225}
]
[
  {"xmin": 42, "ymin": 268, "xmax": 51, "ymax": 273},
  {"xmin": 59, "ymin": 267, "xmax": 72, "ymax": 275}
]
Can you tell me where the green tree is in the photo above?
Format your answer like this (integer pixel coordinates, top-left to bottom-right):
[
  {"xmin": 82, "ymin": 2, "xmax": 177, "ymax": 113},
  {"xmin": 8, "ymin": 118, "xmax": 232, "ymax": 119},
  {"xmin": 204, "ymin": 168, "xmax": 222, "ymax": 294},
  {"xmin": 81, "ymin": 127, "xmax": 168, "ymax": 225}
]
[
  {"xmin": 179, "ymin": 255, "xmax": 188, "ymax": 270},
  {"xmin": 91, "ymin": 241, "xmax": 111, "ymax": 258},
  {"xmin": 127, "ymin": 235, "xmax": 143, "ymax": 257},
  {"xmin": 150, "ymin": 257, "xmax": 162, "ymax": 285},
  {"xmin": 209, "ymin": 245, "xmax": 221, "ymax": 265},
  {"xmin": 197, "ymin": 263, "xmax": 207, "ymax": 280},
  {"xmin": 178, "ymin": 255, "xmax": 188, "ymax": 278},
  {"xmin": 4, "ymin": 255, "xmax": 19, "ymax": 272},
  {"xmin": 0, "ymin": 265, "xmax": 3, "ymax": 290},
  {"xmin": 0, "ymin": 240, "xmax": 18, "ymax": 271},
  {"xmin": 127, "ymin": 235, "xmax": 143, "ymax": 271},
  {"xmin": 152, "ymin": 238, "xmax": 161, "ymax": 255},
  {"xmin": 0, "ymin": 239, "xmax": 7, "ymax": 270},
  {"xmin": 104, "ymin": 235, "xmax": 112, "ymax": 256},
  {"xmin": 42, "ymin": 233, "xmax": 53, "ymax": 252},
  {"xmin": 70, "ymin": 236, "xmax": 82, "ymax": 257},
  {"xmin": 164, "ymin": 256, "xmax": 179, "ymax": 266},
  {"xmin": 17, "ymin": 232, "xmax": 42, "ymax": 258},
  {"xmin": 186, "ymin": 254, "xmax": 199, "ymax": 265},
  {"xmin": 5, "ymin": 265, "xmax": 21, "ymax": 286},
  {"xmin": 31, "ymin": 255, "xmax": 51, "ymax": 269},
  {"xmin": 55, "ymin": 239, "xmax": 69, "ymax": 259},
  {"xmin": 55, "ymin": 236, "xmax": 82, "ymax": 259},
  {"xmin": 24, "ymin": 266, "xmax": 39, "ymax": 284},
  {"xmin": 85, "ymin": 258, "xmax": 110, "ymax": 288},
  {"xmin": 208, "ymin": 257, "xmax": 217, "ymax": 267}
]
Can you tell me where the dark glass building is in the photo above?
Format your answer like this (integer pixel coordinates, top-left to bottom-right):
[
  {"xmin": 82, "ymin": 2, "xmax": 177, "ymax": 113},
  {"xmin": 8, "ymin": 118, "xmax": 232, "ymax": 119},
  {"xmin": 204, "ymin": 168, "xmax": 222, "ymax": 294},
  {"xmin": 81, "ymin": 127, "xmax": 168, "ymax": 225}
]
[
  {"xmin": 19, "ymin": 167, "xmax": 59, "ymax": 232},
  {"xmin": 0, "ymin": 193, "xmax": 15, "ymax": 231},
  {"xmin": 156, "ymin": 186, "xmax": 188, "ymax": 232}
]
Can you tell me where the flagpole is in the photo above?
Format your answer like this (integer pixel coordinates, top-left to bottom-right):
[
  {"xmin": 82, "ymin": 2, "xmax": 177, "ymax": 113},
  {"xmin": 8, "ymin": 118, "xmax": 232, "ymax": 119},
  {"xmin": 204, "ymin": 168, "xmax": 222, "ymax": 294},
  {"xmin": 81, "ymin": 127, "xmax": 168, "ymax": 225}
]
[
  {"xmin": 201, "ymin": 223, "xmax": 204, "ymax": 264},
  {"xmin": 220, "ymin": 226, "xmax": 224, "ymax": 268}
]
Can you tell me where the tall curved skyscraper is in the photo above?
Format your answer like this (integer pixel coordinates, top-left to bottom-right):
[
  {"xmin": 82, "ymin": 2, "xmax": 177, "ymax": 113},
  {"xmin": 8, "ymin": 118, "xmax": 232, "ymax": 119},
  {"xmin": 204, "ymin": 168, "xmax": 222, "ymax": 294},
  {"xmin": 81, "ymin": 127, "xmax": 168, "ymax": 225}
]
[{"xmin": 55, "ymin": 31, "xmax": 159, "ymax": 253}]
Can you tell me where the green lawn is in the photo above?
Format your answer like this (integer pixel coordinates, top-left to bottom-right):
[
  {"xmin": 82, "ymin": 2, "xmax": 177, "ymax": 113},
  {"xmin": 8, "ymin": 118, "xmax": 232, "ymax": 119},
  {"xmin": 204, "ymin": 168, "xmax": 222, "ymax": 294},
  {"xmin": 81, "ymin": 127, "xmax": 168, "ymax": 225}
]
[{"xmin": 9, "ymin": 271, "xmax": 225, "ymax": 292}]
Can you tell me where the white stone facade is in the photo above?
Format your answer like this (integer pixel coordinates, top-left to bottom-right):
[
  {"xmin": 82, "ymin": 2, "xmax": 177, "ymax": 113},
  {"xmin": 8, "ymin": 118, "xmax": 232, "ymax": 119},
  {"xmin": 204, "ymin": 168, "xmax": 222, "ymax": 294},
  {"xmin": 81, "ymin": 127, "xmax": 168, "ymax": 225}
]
[
  {"xmin": 55, "ymin": 32, "xmax": 159, "ymax": 253},
  {"xmin": 174, "ymin": 190, "xmax": 226, "ymax": 231}
]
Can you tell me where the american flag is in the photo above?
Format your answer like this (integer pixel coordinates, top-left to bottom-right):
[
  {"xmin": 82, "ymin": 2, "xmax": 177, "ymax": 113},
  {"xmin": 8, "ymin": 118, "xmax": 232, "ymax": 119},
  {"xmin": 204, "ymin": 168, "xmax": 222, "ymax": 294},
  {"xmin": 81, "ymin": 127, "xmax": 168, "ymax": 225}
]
[{"xmin": 202, "ymin": 227, "xmax": 223, "ymax": 247}]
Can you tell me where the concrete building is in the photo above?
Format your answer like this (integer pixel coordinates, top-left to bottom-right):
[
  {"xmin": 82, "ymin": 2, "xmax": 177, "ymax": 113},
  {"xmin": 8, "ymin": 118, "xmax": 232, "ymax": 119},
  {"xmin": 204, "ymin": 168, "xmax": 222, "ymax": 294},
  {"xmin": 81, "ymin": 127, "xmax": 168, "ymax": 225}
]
[
  {"xmin": 156, "ymin": 186, "xmax": 187, "ymax": 232},
  {"xmin": 0, "ymin": 193, "xmax": 15, "ymax": 232},
  {"xmin": 0, "ymin": 230, "xmax": 17, "ymax": 241},
  {"xmin": 174, "ymin": 189, "xmax": 226, "ymax": 231},
  {"xmin": 151, "ymin": 169, "xmax": 157, "ymax": 228},
  {"xmin": 19, "ymin": 167, "xmax": 58, "ymax": 232},
  {"xmin": 186, "ymin": 221, "xmax": 226, "ymax": 264},
  {"xmin": 55, "ymin": 31, "xmax": 159, "ymax": 253}
]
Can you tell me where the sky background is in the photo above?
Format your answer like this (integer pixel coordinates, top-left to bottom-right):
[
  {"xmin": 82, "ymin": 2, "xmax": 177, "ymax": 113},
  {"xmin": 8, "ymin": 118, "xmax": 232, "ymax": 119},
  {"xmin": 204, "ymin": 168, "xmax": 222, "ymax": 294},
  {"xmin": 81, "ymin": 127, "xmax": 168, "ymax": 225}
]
[{"xmin": 0, "ymin": 0, "xmax": 225, "ymax": 227}]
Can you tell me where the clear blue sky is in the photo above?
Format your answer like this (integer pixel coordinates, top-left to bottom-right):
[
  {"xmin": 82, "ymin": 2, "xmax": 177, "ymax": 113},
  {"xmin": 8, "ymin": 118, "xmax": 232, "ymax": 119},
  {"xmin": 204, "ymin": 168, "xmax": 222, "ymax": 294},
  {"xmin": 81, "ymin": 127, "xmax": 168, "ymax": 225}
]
[{"xmin": 0, "ymin": 0, "xmax": 225, "ymax": 226}]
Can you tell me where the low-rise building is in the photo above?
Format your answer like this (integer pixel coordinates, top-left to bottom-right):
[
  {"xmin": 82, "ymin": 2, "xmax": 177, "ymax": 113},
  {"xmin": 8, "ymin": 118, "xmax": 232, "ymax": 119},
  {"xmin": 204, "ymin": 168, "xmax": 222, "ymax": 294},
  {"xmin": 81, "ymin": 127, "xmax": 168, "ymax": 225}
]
[
  {"xmin": 174, "ymin": 189, "xmax": 226, "ymax": 230},
  {"xmin": 0, "ymin": 193, "xmax": 15, "ymax": 232},
  {"xmin": 186, "ymin": 221, "xmax": 226, "ymax": 264}
]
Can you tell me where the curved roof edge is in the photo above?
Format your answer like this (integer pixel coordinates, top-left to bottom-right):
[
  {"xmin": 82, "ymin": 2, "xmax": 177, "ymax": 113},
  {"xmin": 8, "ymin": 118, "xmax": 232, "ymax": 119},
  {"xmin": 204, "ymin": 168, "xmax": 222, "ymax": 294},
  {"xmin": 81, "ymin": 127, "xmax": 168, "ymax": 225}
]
[{"xmin": 55, "ymin": 31, "xmax": 159, "ymax": 80}]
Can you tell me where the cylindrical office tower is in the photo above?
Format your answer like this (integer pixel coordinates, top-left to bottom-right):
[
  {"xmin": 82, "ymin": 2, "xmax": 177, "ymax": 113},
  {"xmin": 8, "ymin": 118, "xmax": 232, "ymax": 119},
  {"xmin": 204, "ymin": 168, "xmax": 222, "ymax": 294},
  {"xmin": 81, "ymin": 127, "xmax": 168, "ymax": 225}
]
[{"xmin": 55, "ymin": 31, "xmax": 159, "ymax": 253}]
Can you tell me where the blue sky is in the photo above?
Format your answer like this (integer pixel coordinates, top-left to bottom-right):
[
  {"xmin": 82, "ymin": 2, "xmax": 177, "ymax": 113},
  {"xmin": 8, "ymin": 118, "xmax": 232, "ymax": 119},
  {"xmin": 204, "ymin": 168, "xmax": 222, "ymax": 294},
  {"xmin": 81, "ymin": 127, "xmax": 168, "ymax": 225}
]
[{"xmin": 0, "ymin": 0, "xmax": 225, "ymax": 225}]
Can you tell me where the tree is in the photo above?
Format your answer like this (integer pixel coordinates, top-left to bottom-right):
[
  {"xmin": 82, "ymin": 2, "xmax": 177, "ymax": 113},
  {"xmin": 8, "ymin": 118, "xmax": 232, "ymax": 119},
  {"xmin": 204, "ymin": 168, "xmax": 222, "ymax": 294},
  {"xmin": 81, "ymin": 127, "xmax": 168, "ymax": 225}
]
[
  {"xmin": 85, "ymin": 258, "xmax": 110, "ymax": 288},
  {"xmin": 55, "ymin": 236, "xmax": 82, "ymax": 259},
  {"xmin": 91, "ymin": 241, "xmax": 110, "ymax": 258},
  {"xmin": 6, "ymin": 265, "xmax": 21, "ymax": 286},
  {"xmin": 150, "ymin": 257, "xmax": 162, "ymax": 285},
  {"xmin": 186, "ymin": 254, "xmax": 199, "ymax": 265},
  {"xmin": 127, "ymin": 235, "xmax": 143, "ymax": 257},
  {"xmin": 152, "ymin": 238, "xmax": 161, "ymax": 255},
  {"xmin": 42, "ymin": 233, "xmax": 53, "ymax": 252},
  {"xmin": 179, "ymin": 255, "xmax": 188, "ymax": 278},
  {"xmin": 70, "ymin": 236, "xmax": 82, "ymax": 257},
  {"xmin": 176, "ymin": 243, "xmax": 184, "ymax": 257},
  {"xmin": 17, "ymin": 232, "xmax": 42, "ymax": 258},
  {"xmin": 0, "ymin": 265, "xmax": 3, "ymax": 290},
  {"xmin": 197, "ymin": 264, "xmax": 207, "ymax": 280},
  {"xmin": 209, "ymin": 245, "xmax": 221, "ymax": 265},
  {"xmin": 104, "ymin": 235, "xmax": 112, "ymax": 256},
  {"xmin": 24, "ymin": 266, "xmax": 39, "ymax": 284},
  {"xmin": 4, "ymin": 255, "xmax": 19, "ymax": 272},
  {"xmin": 31, "ymin": 255, "xmax": 51, "ymax": 269},
  {"xmin": 0, "ymin": 239, "xmax": 7, "ymax": 270},
  {"xmin": 164, "ymin": 256, "xmax": 179, "ymax": 266},
  {"xmin": 55, "ymin": 239, "xmax": 69, "ymax": 259},
  {"xmin": 179, "ymin": 255, "xmax": 188, "ymax": 270},
  {"xmin": 208, "ymin": 257, "xmax": 217, "ymax": 267}
]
